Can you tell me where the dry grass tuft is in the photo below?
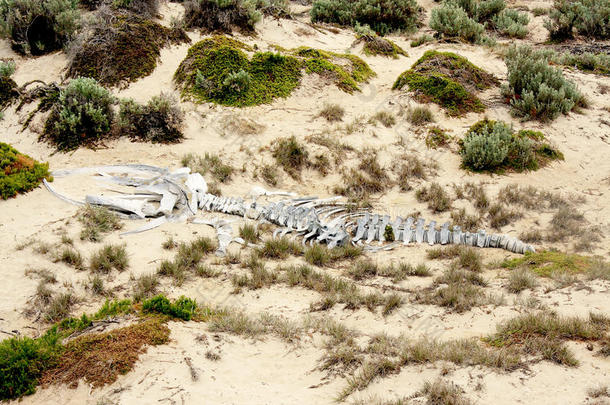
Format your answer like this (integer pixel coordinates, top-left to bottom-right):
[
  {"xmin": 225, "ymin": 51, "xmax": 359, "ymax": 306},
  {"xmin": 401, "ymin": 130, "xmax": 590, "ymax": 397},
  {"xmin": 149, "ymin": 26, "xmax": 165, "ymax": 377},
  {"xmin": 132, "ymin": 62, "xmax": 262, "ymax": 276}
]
[
  {"xmin": 416, "ymin": 182, "xmax": 452, "ymax": 212},
  {"xmin": 318, "ymin": 103, "xmax": 345, "ymax": 122},
  {"xmin": 89, "ymin": 244, "xmax": 129, "ymax": 274},
  {"xmin": 78, "ymin": 205, "xmax": 123, "ymax": 242}
]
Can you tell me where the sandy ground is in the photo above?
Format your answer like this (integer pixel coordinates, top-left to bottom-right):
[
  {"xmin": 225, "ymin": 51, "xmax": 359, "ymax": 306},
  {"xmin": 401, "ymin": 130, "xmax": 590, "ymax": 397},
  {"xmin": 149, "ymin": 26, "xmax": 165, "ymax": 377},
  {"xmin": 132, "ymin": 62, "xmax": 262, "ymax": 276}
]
[{"xmin": 1, "ymin": 1, "xmax": 609, "ymax": 404}]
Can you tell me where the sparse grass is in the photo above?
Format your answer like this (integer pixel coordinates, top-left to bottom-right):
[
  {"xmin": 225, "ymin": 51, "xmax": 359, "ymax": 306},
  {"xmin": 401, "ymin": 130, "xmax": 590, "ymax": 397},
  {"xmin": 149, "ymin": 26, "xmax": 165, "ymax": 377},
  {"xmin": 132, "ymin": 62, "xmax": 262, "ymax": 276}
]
[
  {"xmin": 507, "ymin": 268, "xmax": 538, "ymax": 293},
  {"xmin": 256, "ymin": 237, "xmax": 303, "ymax": 259},
  {"xmin": 90, "ymin": 275, "xmax": 105, "ymax": 296},
  {"xmin": 406, "ymin": 105, "xmax": 434, "ymax": 125},
  {"xmin": 450, "ymin": 208, "xmax": 481, "ymax": 232},
  {"xmin": 369, "ymin": 110, "xmax": 396, "ymax": 128},
  {"xmin": 500, "ymin": 250, "xmax": 596, "ymax": 277},
  {"xmin": 132, "ymin": 273, "xmax": 159, "ymax": 302},
  {"xmin": 272, "ymin": 136, "xmax": 309, "ymax": 179},
  {"xmin": 488, "ymin": 203, "xmax": 521, "ymax": 230},
  {"xmin": 162, "ymin": 236, "xmax": 178, "ymax": 250},
  {"xmin": 45, "ymin": 293, "xmax": 77, "ymax": 322},
  {"xmin": 142, "ymin": 295, "xmax": 198, "ymax": 321},
  {"xmin": 318, "ymin": 103, "xmax": 345, "ymax": 122},
  {"xmin": 304, "ymin": 244, "xmax": 363, "ymax": 267},
  {"xmin": 182, "ymin": 153, "xmax": 234, "ymax": 183},
  {"xmin": 416, "ymin": 182, "xmax": 452, "ymax": 212},
  {"xmin": 55, "ymin": 247, "xmax": 85, "ymax": 270},
  {"xmin": 417, "ymin": 282, "xmax": 498, "ymax": 313},
  {"xmin": 519, "ymin": 229, "xmax": 543, "ymax": 244},
  {"xmin": 426, "ymin": 127, "xmax": 450, "ymax": 149},
  {"xmin": 410, "ymin": 34, "xmax": 434, "ymax": 47},
  {"xmin": 25, "ymin": 268, "xmax": 57, "ymax": 284},
  {"xmin": 239, "ymin": 223, "xmax": 260, "ymax": 244},
  {"xmin": 417, "ymin": 379, "xmax": 472, "ymax": 405},
  {"xmin": 89, "ymin": 244, "xmax": 129, "ymax": 274},
  {"xmin": 78, "ymin": 205, "xmax": 123, "ymax": 242},
  {"xmin": 347, "ymin": 260, "xmax": 431, "ymax": 282},
  {"xmin": 259, "ymin": 164, "xmax": 279, "ymax": 186},
  {"xmin": 157, "ymin": 236, "xmax": 216, "ymax": 285}
]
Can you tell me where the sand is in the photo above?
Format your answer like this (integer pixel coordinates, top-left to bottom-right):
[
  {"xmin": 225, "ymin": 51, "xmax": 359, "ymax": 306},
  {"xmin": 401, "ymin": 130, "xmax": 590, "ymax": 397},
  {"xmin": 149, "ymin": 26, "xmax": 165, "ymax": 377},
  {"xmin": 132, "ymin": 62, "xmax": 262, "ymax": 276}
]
[{"xmin": 1, "ymin": 1, "xmax": 609, "ymax": 404}]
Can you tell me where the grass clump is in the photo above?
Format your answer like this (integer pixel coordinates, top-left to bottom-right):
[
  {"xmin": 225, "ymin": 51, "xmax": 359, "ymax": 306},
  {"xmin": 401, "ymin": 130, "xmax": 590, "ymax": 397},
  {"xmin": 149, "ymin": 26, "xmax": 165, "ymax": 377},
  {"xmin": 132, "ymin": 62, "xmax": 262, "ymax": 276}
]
[
  {"xmin": 89, "ymin": 244, "xmax": 129, "ymax": 274},
  {"xmin": 78, "ymin": 204, "xmax": 123, "ymax": 242},
  {"xmin": 256, "ymin": 237, "xmax": 303, "ymax": 259},
  {"xmin": 182, "ymin": 152, "xmax": 234, "ymax": 183},
  {"xmin": 417, "ymin": 379, "xmax": 472, "ymax": 405},
  {"xmin": 318, "ymin": 103, "xmax": 345, "ymax": 122},
  {"xmin": 117, "ymin": 94, "xmax": 184, "ymax": 144},
  {"xmin": 507, "ymin": 268, "xmax": 538, "ymax": 293},
  {"xmin": 426, "ymin": 127, "xmax": 450, "ymax": 149},
  {"xmin": 0, "ymin": 0, "xmax": 80, "ymax": 55},
  {"xmin": 416, "ymin": 182, "xmax": 452, "ymax": 212},
  {"xmin": 142, "ymin": 295, "xmax": 198, "ymax": 321},
  {"xmin": 42, "ymin": 78, "xmax": 114, "ymax": 151},
  {"xmin": 67, "ymin": 12, "xmax": 189, "ymax": 87},
  {"xmin": 369, "ymin": 110, "xmax": 396, "ymax": 127},
  {"xmin": 406, "ymin": 105, "xmax": 434, "ymax": 125},
  {"xmin": 393, "ymin": 50, "xmax": 496, "ymax": 116},
  {"xmin": 0, "ymin": 328, "xmax": 62, "ymax": 400},
  {"xmin": 272, "ymin": 136, "xmax": 309, "ymax": 179},
  {"xmin": 41, "ymin": 318, "xmax": 169, "ymax": 388},
  {"xmin": 460, "ymin": 119, "xmax": 563, "ymax": 172},
  {"xmin": 304, "ymin": 244, "xmax": 363, "ymax": 266},
  {"xmin": 132, "ymin": 273, "xmax": 159, "ymax": 302},
  {"xmin": 310, "ymin": 0, "xmax": 422, "ymax": 36},
  {"xmin": 0, "ymin": 143, "xmax": 51, "ymax": 200},
  {"xmin": 502, "ymin": 45, "xmax": 586, "ymax": 121},
  {"xmin": 500, "ymin": 250, "xmax": 600, "ymax": 277},
  {"xmin": 410, "ymin": 33, "xmax": 433, "ymax": 47},
  {"xmin": 239, "ymin": 223, "xmax": 260, "ymax": 244},
  {"xmin": 545, "ymin": 0, "xmax": 610, "ymax": 41},
  {"xmin": 157, "ymin": 236, "xmax": 216, "ymax": 285}
]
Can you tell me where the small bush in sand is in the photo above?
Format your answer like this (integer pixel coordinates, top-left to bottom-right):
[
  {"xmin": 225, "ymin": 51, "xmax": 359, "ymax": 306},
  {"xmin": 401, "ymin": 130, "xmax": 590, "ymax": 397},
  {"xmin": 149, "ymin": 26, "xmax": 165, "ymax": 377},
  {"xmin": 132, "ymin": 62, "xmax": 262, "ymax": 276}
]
[
  {"xmin": 356, "ymin": 31, "xmax": 407, "ymax": 59},
  {"xmin": 318, "ymin": 103, "xmax": 345, "ymax": 122},
  {"xmin": 78, "ymin": 204, "xmax": 123, "ymax": 242},
  {"xmin": 507, "ymin": 268, "xmax": 538, "ymax": 293},
  {"xmin": 406, "ymin": 105, "xmax": 434, "ymax": 126},
  {"xmin": 132, "ymin": 273, "xmax": 160, "ymax": 302},
  {"xmin": 256, "ymin": 237, "xmax": 303, "ymax": 259},
  {"xmin": 0, "ymin": 0, "xmax": 80, "ymax": 55},
  {"xmin": 45, "ymin": 293, "xmax": 77, "ymax": 322},
  {"xmin": 545, "ymin": 0, "xmax": 610, "ymax": 41},
  {"xmin": 0, "ymin": 61, "xmax": 18, "ymax": 110},
  {"xmin": 239, "ymin": 223, "xmax": 260, "ymax": 244},
  {"xmin": 416, "ymin": 182, "xmax": 452, "ymax": 212},
  {"xmin": 89, "ymin": 244, "xmax": 129, "ymax": 274},
  {"xmin": 117, "ymin": 94, "xmax": 184, "ymax": 144},
  {"xmin": 272, "ymin": 136, "xmax": 309, "ymax": 179},
  {"xmin": 502, "ymin": 45, "xmax": 586, "ymax": 121},
  {"xmin": 426, "ymin": 127, "xmax": 450, "ymax": 149},
  {"xmin": 369, "ymin": 110, "xmax": 396, "ymax": 128},
  {"xmin": 259, "ymin": 163, "xmax": 279, "ymax": 186},
  {"xmin": 410, "ymin": 33, "xmax": 433, "ymax": 47},
  {"xmin": 0, "ymin": 143, "xmax": 51, "ymax": 200},
  {"xmin": 492, "ymin": 8, "xmax": 529, "ymax": 38},
  {"xmin": 142, "ymin": 294, "xmax": 198, "ymax": 320},
  {"xmin": 55, "ymin": 247, "xmax": 85, "ymax": 270},
  {"xmin": 430, "ymin": 2, "xmax": 486, "ymax": 43},
  {"xmin": 182, "ymin": 153, "xmax": 234, "ymax": 183},
  {"xmin": 310, "ymin": 0, "xmax": 422, "ymax": 36},
  {"xmin": 182, "ymin": 0, "xmax": 263, "ymax": 34},
  {"xmin": 42, "ymin": 78, "xmax": 114, "ymax": 151}
]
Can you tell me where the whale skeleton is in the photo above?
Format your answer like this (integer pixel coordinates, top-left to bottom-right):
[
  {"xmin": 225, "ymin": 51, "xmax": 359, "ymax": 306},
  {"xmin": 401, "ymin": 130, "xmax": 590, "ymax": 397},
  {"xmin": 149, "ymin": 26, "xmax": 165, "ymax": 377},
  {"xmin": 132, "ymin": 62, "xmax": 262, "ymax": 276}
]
[{"xmin": 43, "ymin": 165, "xmax": 536, "ymax": 256}]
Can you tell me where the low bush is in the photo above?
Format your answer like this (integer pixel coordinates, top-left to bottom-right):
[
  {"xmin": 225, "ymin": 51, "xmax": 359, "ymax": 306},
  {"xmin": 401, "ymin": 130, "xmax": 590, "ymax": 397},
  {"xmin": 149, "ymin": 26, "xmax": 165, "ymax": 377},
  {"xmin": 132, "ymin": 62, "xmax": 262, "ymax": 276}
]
[
  {"xmin": 460, "ymin": 119, "xmax": 563, "ymax": 172},
  {"xmin": 0, "ymin": 0, "xmax": 80, "ymax": 55},
  {"xmin": 426, "ymin": 127, "xmax": 450, "ymax": 148},
  {"xmin": 0, "ymin": 328, "xmax": 62, "ymax": 400},
  {"xmin": 410, "ymin": 34, "xmax": 433, "ymax": 47},
  {"xmin": 492, "ymin": 8, "xmax": 529, "ymax": 38},
  {"xmin": 0, "ymin": 61, "xmax": 17, "ymax": 110},
  {"xmin": 42, "ymin": 77, "xmax": 114, "ymax": 151},
  {"xmin": 182, "ymin": 153, "xmax": 234, "ymax": 183},
  {"xmin": 318, "ymin": 103, "xmax": 345, "ymax": 122},
  {"xmin": 430, "ymin": 2, "xmax": 486, "ymax": 43},
  {"xmin": 117, "ymin": 94, "xmax": 184, "ymax": 143},
  {"xmin": 357, "ymin": 33, "xmax": 407, "ymax": 59},
  {"xmin": 310, "ymin": 0, "xmax": 423, "ymax": 36},
  {"xmin": 67, "ymin": 11, "xmax": 189, "ymax": 87},
  {"xmin": 502, "ymin": 45, "xmax": 586, "ymax": 121},
  {"xmin": 393, "ymin": 50, "xmax": 496, "ymax": 116},
  {"xmin": 416, "ymin": 182, "xmax": 452, "ymax": 212},
  {"xmin": 112, "ymin": 0, "xmax": 160, "ymax": 17},
  {"xmin": 0, "ymin": 143, "xmax": 51, "ymax": 199},
  {"xmin": 545, "ymin": 0, "xmax": 610, "ymax": 41},
  {"xmin": 406, "ymin": 105, "xmax": 434, "ymax": 125},
  {"xmin": 183, "ymin": 0, "xmax": 263, "ymax": 34},
  {"xmin": 142, "ymin": 294, "xmax": 198, "ymax": 320}
]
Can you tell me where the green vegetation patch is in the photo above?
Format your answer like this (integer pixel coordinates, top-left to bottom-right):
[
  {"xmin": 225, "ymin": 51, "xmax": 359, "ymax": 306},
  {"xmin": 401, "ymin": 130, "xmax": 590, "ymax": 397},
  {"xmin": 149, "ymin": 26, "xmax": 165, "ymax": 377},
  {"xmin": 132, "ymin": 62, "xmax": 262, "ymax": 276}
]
[
  {"xmin": 142, "ymin": 295, "xmax": 198, "ymax": 321},
  {"xmin": 500, "ymin": 250, "xmax": 595, "ymax": 277},
  {"xmin": 0, "ymin": 61, "xmax": 18, "ymax": 110},
  {"xmin": 460, "ymin": 119, "xmax": 564, "ymax": 173},
  {"xmin": 0, "ymin": 143, "xmax": 51, "ymax": 199},
  {"xmin": 358, "ymin": 34, "xmax": 408, "ymax": 59},
  {"xmin": 310, "ymin": 0, "xmax": 423, "ymax": 36},
  {"xmin": 67, "ymin": 13, "xmax": 189, "ymax": 87},
  {"xmin": 393, "ymin": 50, "xmax": 496, "ymax": 115},
  {"xmin": 174, "ymin": 36, "xmax": 374, "ymax": 107}
]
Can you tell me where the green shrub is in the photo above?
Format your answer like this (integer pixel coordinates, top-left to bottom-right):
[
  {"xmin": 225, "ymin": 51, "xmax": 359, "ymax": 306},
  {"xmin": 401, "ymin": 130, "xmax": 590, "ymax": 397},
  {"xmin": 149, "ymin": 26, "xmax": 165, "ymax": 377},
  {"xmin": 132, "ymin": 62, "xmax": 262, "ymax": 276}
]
[
  {"xmin": 460, "ymin": 119, "xmax": 563, "ymax": 172},
  {"xmin": 67, "ymin": 13, "xmax": 189, "ymax": 87},
  {"xmin": 393, "ymin": 50, "xmax": 496, "ymax": 116},
  {"xmin": 430, "ymin": 2, "xmax": 486, "ymax": 43},
  {"xmin": 492, "ymin": 8, "xmax": 529, "ymax": 38},
  {"xmin": 42, "ymin": 77, "xmax": 114, "ymax": 151},
  {"xmin": 117, "ymin": 94, "xmax": 184, "ymax": 143},
  {"xmin": 358, "ymin": 34, "xmax": 407, "ymax": 58},
  {"xmin": 426, "ymin": 127, "xmax": 450, "ymax": 148},
  {"xmin": 142, "ymin": 294, "xmax": 197, "ymax": 320},
  {"xmin": 545, "ymin": 0, "xmax": 610, "ymax": 41},
  {"xmin": 0, "ymin": 0, "xmax": 80, "ymax": 55},
  {"xmin": 183, "ymin": 0, "xmax": 263, "ymax": 34},
  {"xmin": 0, "ymin": 328, "xmax": 62, "ymax": 400},
  {"xmin": 0, "ymin": 143, "xmax": 51, "ymax": 199},
  {"xmin": 501, "ymin": 45, "xmax": 586, "ymax": 121},
  {"xmin": 0, "ymin": 60, "xmax": 15, "ymax": 78},
  {"xmin": 310, "ymin": 0, "xmax": 423, "ymax": 35},
  {"xmin": 0, "ymin": 60, "xmax": 17, "ymax": 110},
  {"xmin": 112, "ymin": 0, "xmax": 160, "ymax": 17}
]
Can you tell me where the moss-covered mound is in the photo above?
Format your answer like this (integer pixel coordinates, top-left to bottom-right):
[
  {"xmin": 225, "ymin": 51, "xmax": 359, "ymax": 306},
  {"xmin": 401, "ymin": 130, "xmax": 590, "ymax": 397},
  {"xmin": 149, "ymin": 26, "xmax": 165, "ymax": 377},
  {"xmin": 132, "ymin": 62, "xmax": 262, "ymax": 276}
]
[
  {"xmin": 67, "ymin": 13, "xmax": 189, "ymax": 87},
  {"xmin": 0, "ymin": 143, "xmax": 51, "ymax": 199},
  {"xmin": 174, "ymin": 36, "xmax": 375, "ymax": 107},
  {"xmin": 459, "ymin": 119, "xmax": 564, "ymax": 173},
  {"xmin": 393, "ymin": 50, "xmax": 497, "ymax": 116}
]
